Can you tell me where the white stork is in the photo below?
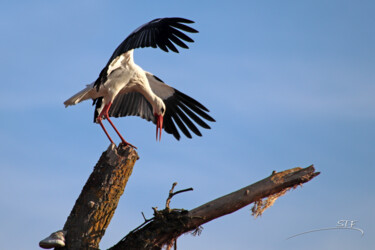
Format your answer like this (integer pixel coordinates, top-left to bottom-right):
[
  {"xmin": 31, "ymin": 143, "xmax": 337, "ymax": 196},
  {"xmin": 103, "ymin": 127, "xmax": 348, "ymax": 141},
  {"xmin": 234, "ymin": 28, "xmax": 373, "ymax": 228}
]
[{"xmin": 64, "ymin": 17, "xmax": 215, "ymax": 147}]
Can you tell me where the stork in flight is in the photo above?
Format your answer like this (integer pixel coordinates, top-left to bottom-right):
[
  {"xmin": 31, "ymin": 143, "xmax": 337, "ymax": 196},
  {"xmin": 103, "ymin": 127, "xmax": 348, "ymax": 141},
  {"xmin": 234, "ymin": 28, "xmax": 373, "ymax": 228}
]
[{"xmin": 64, "ymin": 17, "xmax": 215, "ymax": 147}]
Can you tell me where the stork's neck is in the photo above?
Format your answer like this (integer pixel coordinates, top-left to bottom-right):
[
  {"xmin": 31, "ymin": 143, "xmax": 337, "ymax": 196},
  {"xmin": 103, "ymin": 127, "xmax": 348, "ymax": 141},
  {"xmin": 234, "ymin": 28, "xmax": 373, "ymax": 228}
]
[
  {"xmin": 149, "ymin": 93, "xmax": 162, "ymax": 113},
  {"xmin": 140, "ymin": 88, "xmax": 162, "ymax": 115}
]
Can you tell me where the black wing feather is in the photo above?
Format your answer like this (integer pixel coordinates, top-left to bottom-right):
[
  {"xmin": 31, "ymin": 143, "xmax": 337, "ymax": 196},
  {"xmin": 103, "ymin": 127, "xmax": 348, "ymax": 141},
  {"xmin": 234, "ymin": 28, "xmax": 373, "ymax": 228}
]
[
  {"xmin": 165, "ymin": 39, "xmax": 179, "ymax": 53},
  {"xmin": 169, "ymin": 34, "xmax": 189, "ymax": 49},
  {"xmin": 175, "ymin": 89, "xmax": 210, "ymax": 112},
  {"xmin": 168, "ymin": 27, "xmax": 195, "ymax": 43},
  {"xmin": 170, "ymin": 23, "xmax": 198, "ymax": 33},
  {"xmin": 163, "ymin": 113, "xmax": 181, "ymax": 140},
  {"xmin": 161, "ymin": 88, "xmax": 215, "ymax": 140},
  {"xmin": 175, "ymin": 106, "xmax": 202, "ymax": 136},
  {"xmin": 109, "ymin": 92, "xmax": 154, "ymax": 122},
  {"xmin": 94, "ymin": 17, "xmax": 198, "ymax": 90},
  {"xmin": 177, "ymin": 101, "xmax": 211, "ymax": 129},
  {"xmin": 169, "ymin": 109, "xmax": 192, "ymax": 138}
]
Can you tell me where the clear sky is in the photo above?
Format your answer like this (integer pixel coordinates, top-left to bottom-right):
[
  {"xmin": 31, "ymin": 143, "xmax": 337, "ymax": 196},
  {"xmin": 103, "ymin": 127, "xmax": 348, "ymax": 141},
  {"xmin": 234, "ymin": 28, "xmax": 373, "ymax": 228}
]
[{"xmin": 1, "ymin": 1, "xmax": 374, "ymax": 249}]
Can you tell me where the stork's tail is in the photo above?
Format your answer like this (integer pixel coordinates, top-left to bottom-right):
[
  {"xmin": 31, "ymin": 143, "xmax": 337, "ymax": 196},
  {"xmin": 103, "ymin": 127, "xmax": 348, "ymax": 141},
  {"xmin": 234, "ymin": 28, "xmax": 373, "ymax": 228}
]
[{"xmin": 64, "ymin": 83, "xmax": 96, "ymax": 107}]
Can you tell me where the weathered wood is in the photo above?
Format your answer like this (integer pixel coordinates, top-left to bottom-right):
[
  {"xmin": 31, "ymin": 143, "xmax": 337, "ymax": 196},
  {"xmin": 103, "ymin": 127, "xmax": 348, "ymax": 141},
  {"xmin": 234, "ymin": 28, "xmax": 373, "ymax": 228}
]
[
  {"xmin": 60, "ymin": 144, "xmax": 139, "ymax": 250},
  {"xmin": 110, "ymin": 165, "xmax": 319, "ymax": 250},
  {"xmin": 189, "ymin": 166, "xmax": 319, "ymax": 225}
]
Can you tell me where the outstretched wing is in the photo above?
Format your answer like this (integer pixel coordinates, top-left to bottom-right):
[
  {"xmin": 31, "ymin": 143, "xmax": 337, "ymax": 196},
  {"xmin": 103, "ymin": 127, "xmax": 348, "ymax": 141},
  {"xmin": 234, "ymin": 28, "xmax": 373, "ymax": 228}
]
[
  {"xmin": 110, "ymin": 17, "xmax": 198, "ymax": 59},
  {"xmin": 94, "ymin": 17, "xmax": 198, "ymax": 90},
  {"xmin": 147, "ymin": 73, "xmax": 215, "ymax": 140},
  {"xmin": 108, "ymin": 72, "xmax": 215, "ymax": 140}
]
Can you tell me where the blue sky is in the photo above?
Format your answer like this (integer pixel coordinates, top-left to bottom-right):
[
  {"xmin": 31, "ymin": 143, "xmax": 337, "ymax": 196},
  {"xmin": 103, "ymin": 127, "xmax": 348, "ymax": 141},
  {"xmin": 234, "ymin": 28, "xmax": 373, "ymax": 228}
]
[{"xmin": 1, "ymin": 1, "xmax": 374, "ymax": 249}]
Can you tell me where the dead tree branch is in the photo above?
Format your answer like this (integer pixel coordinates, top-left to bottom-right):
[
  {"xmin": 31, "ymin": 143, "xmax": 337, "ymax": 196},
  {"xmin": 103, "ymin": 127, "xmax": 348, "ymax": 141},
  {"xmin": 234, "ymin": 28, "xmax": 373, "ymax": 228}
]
[
  {"xmin": 59, "ymin": 143, "xmax": 139, "ymax": 250},
  {"xmin": 109, "ymin": 165, "xmax": 319, "ymax": 250}
]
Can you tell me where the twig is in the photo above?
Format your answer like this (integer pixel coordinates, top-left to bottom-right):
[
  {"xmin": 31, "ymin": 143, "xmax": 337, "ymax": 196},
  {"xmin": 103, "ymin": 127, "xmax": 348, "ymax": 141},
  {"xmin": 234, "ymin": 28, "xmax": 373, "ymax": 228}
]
[
  {"xmin": 141, "ymin": 212, "xmax": 147, "ymax": 222},
  {"xmin": 165, "ymin": 182, "xmax": 194, "ymax": 209}
]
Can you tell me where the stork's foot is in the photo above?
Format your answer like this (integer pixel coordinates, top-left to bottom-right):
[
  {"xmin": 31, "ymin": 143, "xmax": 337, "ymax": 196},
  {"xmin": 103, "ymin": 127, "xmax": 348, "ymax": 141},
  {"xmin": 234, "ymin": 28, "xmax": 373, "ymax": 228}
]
[{"xmin": 120, "ymin": 141, "xmax": 137, "ymax": 149}]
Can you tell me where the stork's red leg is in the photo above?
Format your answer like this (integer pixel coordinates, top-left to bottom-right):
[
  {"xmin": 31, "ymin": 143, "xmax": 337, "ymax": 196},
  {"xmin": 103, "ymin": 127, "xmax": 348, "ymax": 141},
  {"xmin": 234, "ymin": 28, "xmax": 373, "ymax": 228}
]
[
  {"xmin": 105, "ymin": 115, "xmax": 137, "ymax": 149},
  {"xmin": 97, "ymin": 117, "xmax": 115, "ymax": 145},
  {"xmin": 96, "ymin": 103, "xmax": 116, "ymax": 144},
  {"xmin": 99, "ymin": 102, "xmax": 137, "ymax": 149}
]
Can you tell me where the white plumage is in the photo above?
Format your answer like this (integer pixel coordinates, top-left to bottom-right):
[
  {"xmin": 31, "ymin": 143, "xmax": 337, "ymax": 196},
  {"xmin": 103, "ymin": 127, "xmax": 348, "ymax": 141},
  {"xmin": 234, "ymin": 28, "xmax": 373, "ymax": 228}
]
[{"xmin": 64, "ymin": 17, "xmax": 215, "ymax": 147}]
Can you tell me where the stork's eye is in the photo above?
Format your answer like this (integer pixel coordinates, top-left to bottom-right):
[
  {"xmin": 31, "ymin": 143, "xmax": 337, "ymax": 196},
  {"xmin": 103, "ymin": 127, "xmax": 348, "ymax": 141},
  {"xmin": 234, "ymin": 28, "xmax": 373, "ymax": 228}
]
[{"xmin": 161, "ymin": 107, "xmax": 165, "ymax": 113}]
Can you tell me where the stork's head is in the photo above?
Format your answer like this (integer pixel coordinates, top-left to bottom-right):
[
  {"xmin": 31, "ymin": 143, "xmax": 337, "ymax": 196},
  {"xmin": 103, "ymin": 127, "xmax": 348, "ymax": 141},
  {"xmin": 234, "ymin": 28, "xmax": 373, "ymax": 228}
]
[{"xmin": 153, "ymin": 97, "xmax": 166, "ymax": 141}]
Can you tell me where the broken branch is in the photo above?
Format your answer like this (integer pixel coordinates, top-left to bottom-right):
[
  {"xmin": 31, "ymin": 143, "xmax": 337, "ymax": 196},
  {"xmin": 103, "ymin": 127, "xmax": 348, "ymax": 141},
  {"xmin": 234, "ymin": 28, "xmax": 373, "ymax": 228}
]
[{"xmin": 110, "ymin": 165, "xmax": 319, "ymax": 250}]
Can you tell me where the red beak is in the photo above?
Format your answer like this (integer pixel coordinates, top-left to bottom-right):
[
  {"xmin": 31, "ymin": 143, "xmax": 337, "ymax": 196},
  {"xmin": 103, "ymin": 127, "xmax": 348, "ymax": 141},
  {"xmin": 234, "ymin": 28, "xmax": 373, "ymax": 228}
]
[{"xmin": 156, "ymin": 114, "xmax": 164, "ymax": 141}]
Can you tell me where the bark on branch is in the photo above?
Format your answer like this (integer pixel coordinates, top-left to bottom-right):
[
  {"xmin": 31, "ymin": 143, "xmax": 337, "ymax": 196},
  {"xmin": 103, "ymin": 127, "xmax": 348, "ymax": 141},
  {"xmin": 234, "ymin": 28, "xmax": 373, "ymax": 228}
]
[
  {"xmin": 59, "ymin": 144, "xmax": 139, "ymax": 250},
  {"xmin": 110, "ymin": 165, "xmax": 319, "ymax": 250}
]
